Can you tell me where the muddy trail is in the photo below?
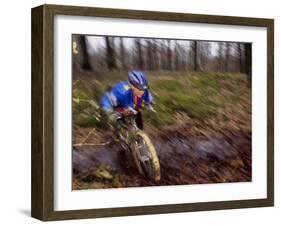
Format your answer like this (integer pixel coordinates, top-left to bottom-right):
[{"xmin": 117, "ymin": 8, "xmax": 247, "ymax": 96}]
[{"xmin": 72, "ymin": 127, "xmax": 251, "ymax": 189}]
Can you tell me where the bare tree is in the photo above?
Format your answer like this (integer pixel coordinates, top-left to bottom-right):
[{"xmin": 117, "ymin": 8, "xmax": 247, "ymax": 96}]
[
  {"xmin": 81, "ymin": 36, "xmax": 251, "ymax": 76},
  {"xmin": 160, "ymin": 40, "xmax": 167, "ymax": 70},
  {"xmin": 145, "ymin": 39, "xmax": 154, "ymax": 70},
  {"xmin": 119, "ymin": 37, "xmax": 126, "ymax": 70},
  {"xmin": 225, "ymin": 42, "xmax": 231, "ymax": 72},
  {"xmin": 135, "ymin": 39, "xmax": 144, "ymax": 70},
  {"xmin": 191, "ymin": 41, "xmax": 200, "ymax": 71},
  {"xmin": 73, "ymin": 35, "xmax": 92, "ymax": 70},
  {"xmin": 245, "ymin": 43, "xmax": 252, "ymax": 81},
  {"xmin": 238, "ymin": 43, "xmax": 245, "ymax": 73},
  {"xmin": 152, "ymin": 40, "xmax": 159, "ymax": 70},
  {"xmin": 167, "ymin": 40, "xmax": 172, "ymax": 70},
  {"xmin": 217, "ymin": 42, "xmax": 224, "ymax": 72},
  {"xmin": 174, "ymin": 41, "xmax": 179, "ymax": 71},
  {"xmin": 105, "ymin": 37, "xmax": 117, "ymax": 69},
  {"xmin": 199, "ymin": 41, "xmax": 211, "ymax": 71}
]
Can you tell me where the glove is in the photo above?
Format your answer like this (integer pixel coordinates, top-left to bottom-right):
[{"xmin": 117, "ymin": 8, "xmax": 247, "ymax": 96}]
[
  {"xmin": 146, "ymin": 104, "xmax": 156, "ymax": 113},
  {"xmin": 126, "ymin": 107, "xmax": 138, "ymax": 115},
  {"xmin": 108, "ymin": 112, "xmax": 122, "ymax": 123}
]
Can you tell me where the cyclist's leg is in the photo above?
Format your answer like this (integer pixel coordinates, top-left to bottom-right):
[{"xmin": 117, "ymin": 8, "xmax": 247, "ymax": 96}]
[{"xmin": 135, "ymin": 111, "xmax": 144, "ymax": 130}]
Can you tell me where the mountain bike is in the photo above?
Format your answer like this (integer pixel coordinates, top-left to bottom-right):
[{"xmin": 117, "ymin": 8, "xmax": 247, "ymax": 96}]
[{"xmin": 115, "ymin": 109, "xmax": 161, "ymax": 182}]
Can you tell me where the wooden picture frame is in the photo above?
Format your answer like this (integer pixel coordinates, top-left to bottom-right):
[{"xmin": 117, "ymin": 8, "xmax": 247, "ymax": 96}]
[{"xmin": 31, "ymin": 4, "xmax": 274, "ymax": 221}]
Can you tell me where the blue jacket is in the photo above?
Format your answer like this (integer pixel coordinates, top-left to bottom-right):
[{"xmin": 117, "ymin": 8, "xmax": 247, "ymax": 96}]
[{"xmin": 100, "ymin": 81, "xmax": 153, "ymax": 113}]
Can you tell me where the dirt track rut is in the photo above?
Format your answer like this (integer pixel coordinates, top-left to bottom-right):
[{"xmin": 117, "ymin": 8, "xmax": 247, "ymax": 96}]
[{"xmin": 73, "ymin": 130, "xmax": 251, "ymax": 189}]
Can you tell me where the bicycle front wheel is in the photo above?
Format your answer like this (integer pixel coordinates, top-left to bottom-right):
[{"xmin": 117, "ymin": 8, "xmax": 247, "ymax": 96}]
[{"xmin": 133, "ymin": 131, "xmax": 161, "ymax": 182}]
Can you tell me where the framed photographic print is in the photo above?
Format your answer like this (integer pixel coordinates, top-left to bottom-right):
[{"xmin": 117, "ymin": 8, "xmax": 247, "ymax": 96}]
[{"xmin": 31, "ymin": 4, "xmax": 274, "ymax": 221}]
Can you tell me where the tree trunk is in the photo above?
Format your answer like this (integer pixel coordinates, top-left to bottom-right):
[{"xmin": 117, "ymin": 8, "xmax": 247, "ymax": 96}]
[
  {"xmin": 174, "ymin": 41, "xmax": 179, "ymax": 71},
  {"xmin": 146, "ymin": 40, "xmax": 153, "ymax": 70},
  {"xmin": 153, "ymin": 40, "xmax": 159, "ymax": 70},
  {"xmin": 198, "ymin": 42, "xmax": 209, "ymax": 72},
  {"xmin": 119, "ymin": 37, "xmax": 126, "ymax": 70},
  {"xmin": 218, "ymin": 42, "xmax": 224, "ymax": 72},
  {"xmin": 167, "ymin": 40, "xmax": 172, "ymax": 70},
  {"xmin": 105, "ymin": 37, "xmax": 117, "ymax": 69},
  {"xmin": 225, "ymin": 42, "xmax": 230, "ymax": 72},
  {"xmin": 245, "ymin": 43, "xmax": 252, "ymax": 82},
  {"xmin": 238, "ymin": 43, "xmax": 244, "ymax": 73},
  {"xmin": 161, "ymin": 40, "xmax": 166, "ymax": 70},
  {"xmin": 192, "ymin": 41, "xmax": 199, "ymax": 71},
  {"xmin": 135, "ymin": 39, "xmax": 144, "ymax": 70},
  {"xmin": 73, "ymin": 35, "xmax": 92, "ymax": 71}
]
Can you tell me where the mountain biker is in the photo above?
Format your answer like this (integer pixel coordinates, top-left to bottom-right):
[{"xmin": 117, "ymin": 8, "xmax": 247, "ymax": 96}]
[{"xmin": 100, "ymin": 70, "xmax": 155, "ymax": 130}]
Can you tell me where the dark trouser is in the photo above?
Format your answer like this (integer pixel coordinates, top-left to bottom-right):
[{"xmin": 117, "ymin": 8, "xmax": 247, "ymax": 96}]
[{"xmin": 135, "ymin": 111, "xmax": 143, "ymax": 130}]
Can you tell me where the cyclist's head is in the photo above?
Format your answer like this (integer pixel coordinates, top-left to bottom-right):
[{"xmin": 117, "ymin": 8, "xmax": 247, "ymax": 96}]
[{"xmin": 128, "ymin": 70, "xmax": 148, "ymax": 91}]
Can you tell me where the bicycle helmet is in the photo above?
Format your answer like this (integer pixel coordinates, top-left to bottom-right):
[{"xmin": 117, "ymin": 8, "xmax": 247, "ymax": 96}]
[{"xmin": 128, "ymin": 70, "xmax": 148, "ymax": 90}]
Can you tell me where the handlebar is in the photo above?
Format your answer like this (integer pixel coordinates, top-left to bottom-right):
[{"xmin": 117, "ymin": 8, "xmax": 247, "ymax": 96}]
[{"xmin": 115, "ymin": 107, "xmax": 138, "ymax": 117}]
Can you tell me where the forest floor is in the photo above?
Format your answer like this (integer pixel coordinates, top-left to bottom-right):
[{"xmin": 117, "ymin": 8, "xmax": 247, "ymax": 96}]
[
  {"xmin": 72, "ymin": 121, "xmax": 251, "ymax": 189},
  {"xmin": 72, "ymin": 71, "xmax": 251, "ymax": 189}
]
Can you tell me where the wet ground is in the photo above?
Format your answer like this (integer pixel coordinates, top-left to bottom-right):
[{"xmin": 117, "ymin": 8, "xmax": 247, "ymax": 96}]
[{"xmin": 72, "ymin": 129, "xmax": 251, "ymax": 189}]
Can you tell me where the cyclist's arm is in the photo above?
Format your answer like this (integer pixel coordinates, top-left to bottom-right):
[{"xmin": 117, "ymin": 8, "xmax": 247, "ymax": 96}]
[
  {"xmin": 143, "ymin": 90, "xmax": 155, "ymax": 105},
  {"xmin": 142, "ymin": 90, "xmax": 156, "ymax": 112},
  {"xmin": 116, "ymin": 89, "xmax": 137, "ymax": 115},
  {"xmin": 100, "ymin": 94, "xmax": 113, "ymax": 113}
]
